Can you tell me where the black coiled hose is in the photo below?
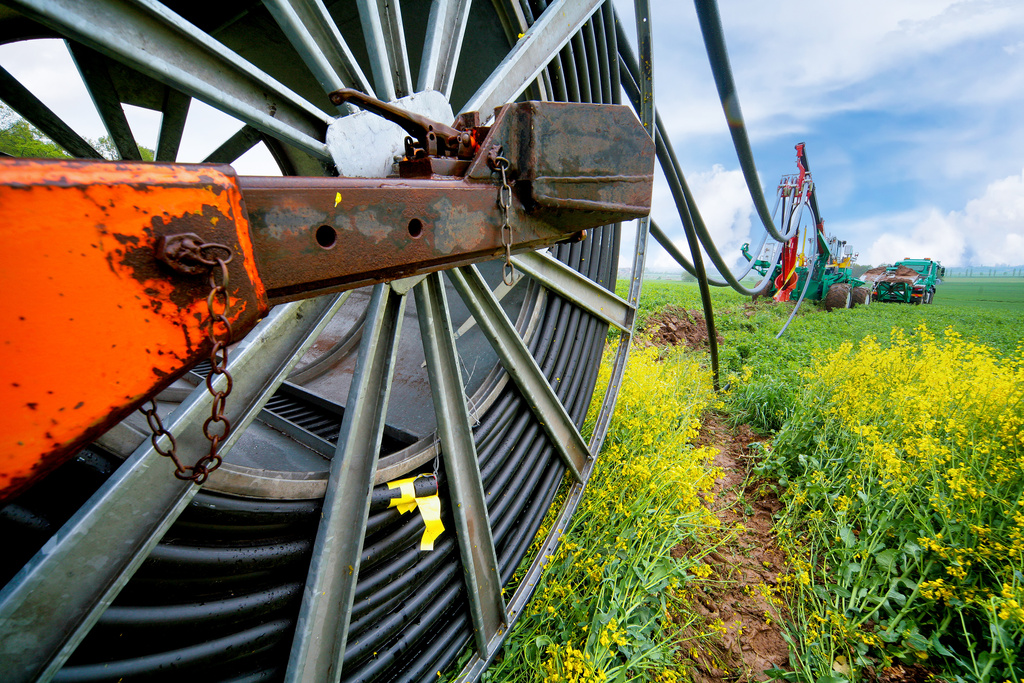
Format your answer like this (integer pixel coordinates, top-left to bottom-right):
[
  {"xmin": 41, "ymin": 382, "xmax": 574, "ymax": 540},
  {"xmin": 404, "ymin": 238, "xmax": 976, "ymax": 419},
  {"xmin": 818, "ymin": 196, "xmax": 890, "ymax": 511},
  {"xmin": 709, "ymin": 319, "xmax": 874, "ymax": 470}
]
[{"xmin": 42, "ymin": 4, "xmax": 624, "ymax": 680}]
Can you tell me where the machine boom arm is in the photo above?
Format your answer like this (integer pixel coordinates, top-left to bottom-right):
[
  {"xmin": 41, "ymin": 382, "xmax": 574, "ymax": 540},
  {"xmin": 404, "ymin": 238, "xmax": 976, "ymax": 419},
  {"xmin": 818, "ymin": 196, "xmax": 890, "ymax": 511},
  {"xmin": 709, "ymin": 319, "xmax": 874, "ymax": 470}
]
[{"xmin": 0, "ymin": 100, "xmax": 655, "ymax": 499}]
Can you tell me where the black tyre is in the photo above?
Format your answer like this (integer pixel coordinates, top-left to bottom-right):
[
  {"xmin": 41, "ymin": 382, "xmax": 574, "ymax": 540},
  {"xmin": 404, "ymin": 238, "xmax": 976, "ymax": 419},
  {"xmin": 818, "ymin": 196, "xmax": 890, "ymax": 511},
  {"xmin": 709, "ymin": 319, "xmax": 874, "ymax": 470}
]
[
  {"xmin": 850, "ymin": 287, "xmax": 871, "ymax": 307},
  {"xmin": 823, "ymin": 283, "xmax": 852, "ymax": 311}
]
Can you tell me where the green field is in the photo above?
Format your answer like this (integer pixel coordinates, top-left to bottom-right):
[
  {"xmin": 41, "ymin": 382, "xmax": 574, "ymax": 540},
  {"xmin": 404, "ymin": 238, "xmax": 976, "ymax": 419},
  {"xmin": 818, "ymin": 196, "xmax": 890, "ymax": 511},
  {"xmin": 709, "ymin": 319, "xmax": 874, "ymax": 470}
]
[
  {"xmin": 932, "ymin": 276, "xmax": 1024, "ymax": 309},
  {"xmin": 628, "ymin": 277, "xmax": 1024, "ymax": 682},
  {"xmin": 627, "ymin": 278, "xmax": 1024, "ymax": 361},
  {"xmin": 493, "ymin": 277, "xmax": 1023, "ymax": 683}
]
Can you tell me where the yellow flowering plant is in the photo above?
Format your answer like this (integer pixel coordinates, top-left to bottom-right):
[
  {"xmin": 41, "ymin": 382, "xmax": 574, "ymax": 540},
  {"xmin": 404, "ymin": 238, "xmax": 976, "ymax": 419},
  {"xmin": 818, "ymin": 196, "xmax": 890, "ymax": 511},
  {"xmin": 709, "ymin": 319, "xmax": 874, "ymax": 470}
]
[
  {"xmin": 482, "ymin": 344, "xmax": 722, "ymax": 682},
  {"xmin": 759, "ymin": 324, "xmax": 1024, "ymax": 682}
]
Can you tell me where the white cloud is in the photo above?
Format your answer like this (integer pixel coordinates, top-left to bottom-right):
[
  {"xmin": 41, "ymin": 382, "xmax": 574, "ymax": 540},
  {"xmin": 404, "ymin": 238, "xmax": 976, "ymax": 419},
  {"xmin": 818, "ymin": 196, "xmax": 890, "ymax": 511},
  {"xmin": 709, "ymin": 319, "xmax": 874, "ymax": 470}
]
[
  {"xmin": 863, "ymin": 209, "xmax": 967, "ymax": 266},
  {"xmin": 863, "ymin": 170, "xmax": 1024, "ymax": 266},
  {"xmin": 687, "ymin": 165, "xmax": 754, "ymax": 250},
  {"xmin": 645, "ymin": 164, "xmax": 756, "ymax": 272},
  {"xmin": 719, "ymin": 0, "xmax": 1024, "ymax": 108},
  {"xmin": 647, "ymin": 0, "xmax": 1024, "ymax": 153}
]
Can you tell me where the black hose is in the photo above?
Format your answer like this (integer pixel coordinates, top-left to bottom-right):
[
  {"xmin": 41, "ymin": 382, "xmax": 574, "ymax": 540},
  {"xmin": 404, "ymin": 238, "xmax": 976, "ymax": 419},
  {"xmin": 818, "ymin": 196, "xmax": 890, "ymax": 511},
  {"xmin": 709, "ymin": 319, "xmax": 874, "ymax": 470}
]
[
  {"xmin": 657, "ymin": 130, "xmax": 721, "ymax": 390},
  {"xmin": 615, "ymin": 22, "xmax": 720, "ymax": 389},
  {"xmin": 693, "ymin": 0, "xmax": 795, "ymax": 243},
  {"xmin": 616, "ymin": 39, "xmax": 782, "ymax": 298}
]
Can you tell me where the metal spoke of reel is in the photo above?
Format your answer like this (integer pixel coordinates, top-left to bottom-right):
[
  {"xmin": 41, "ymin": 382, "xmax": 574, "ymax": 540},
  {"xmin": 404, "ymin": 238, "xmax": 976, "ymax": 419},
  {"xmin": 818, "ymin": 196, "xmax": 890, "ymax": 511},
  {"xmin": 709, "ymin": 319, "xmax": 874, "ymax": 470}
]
[
  {"xmin": 0, "ymin": 295, "xmax": 348, "ymax": 681},
  {"xmin": 0, "ymin": 0, "xmax": 655, "ymax": 681},
  {"xmin": 414, "ymin": 273, "xmax": 504, "ymax": 657},
  {"xmin": 264, "ymin": 0, "xmax": 374, "ymax": 99},
  {"xmin": 288, "ymin": 284, "xmax": 406, "ymax": 682}
]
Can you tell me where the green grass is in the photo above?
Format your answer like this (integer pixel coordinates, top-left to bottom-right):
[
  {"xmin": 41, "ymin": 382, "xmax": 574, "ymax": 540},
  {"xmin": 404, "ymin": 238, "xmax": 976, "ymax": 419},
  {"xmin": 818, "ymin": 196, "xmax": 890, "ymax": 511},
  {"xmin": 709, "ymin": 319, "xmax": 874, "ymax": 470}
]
[
  {"xmin": 621, "ymin": 276, "xmax": 1024, "ymax": 682},
  {"xmin": 932, "ymin": 277, "xmax": 1024, "ymax": 310},
  {"xmin": 626, "ymin": 278, "xmax": 1024, "ymax": 356},
  {"xmin": 622, "ymin": 278, "xmax": 1023, "ymax": 434}
]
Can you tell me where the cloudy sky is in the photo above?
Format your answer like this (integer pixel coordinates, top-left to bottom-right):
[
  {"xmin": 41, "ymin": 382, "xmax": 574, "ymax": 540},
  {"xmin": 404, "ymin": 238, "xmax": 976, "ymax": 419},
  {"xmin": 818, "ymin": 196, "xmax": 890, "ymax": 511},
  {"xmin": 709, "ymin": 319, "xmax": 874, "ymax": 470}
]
[
  {"xmin": 2, "ymin": 1, "xmax": 1022, "ymax": 270},
  {"xmin": 630, "ymin": 0, "xmax": 1024, "ymax": 270}
]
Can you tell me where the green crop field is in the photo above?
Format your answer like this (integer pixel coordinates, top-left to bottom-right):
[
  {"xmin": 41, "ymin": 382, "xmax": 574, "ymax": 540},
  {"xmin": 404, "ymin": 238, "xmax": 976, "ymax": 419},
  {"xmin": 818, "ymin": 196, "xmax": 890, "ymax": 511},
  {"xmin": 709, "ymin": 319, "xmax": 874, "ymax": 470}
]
[
  {"xmin": 932, "ymin": 276, "xmax": 1024, "ymax": 310},
  {"xmin": 494, "ymin": 277, "xmax": 1024, "ymax": 683},
  {"xmin": 627, "ymin": 278, "xmax": 1024, "ymax": 358}
]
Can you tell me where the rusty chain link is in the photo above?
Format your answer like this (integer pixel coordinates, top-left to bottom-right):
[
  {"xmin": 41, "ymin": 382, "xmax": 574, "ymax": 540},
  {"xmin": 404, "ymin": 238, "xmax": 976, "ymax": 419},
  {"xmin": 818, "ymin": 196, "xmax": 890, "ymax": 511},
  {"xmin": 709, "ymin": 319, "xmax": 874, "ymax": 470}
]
[
  {"xmin": 140, "ymin": 243, "xmax": 235, "ymax": 484},
  {"xmin": 139, "ymin": 400, "xmax": 185, "ymax": 473},
  {"xmin": 493, "ymin": 155, "xmax": 515, "ymax": 286}
]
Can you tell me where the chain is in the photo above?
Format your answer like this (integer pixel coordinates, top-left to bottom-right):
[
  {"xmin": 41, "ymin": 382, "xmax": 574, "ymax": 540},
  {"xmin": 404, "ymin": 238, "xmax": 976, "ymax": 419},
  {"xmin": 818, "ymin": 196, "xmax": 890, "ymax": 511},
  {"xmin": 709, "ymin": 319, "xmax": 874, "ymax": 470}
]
[
  {"xmin": 140, "ymin": 400, "xmax": 186, "ymax": 474},
  {"xmin": 140, "ymin": 244, "xmax": 235, "ymax": 484},
  {"xmin": 494, "ymin": 155, "xmax": 515, "ymax": 286}
]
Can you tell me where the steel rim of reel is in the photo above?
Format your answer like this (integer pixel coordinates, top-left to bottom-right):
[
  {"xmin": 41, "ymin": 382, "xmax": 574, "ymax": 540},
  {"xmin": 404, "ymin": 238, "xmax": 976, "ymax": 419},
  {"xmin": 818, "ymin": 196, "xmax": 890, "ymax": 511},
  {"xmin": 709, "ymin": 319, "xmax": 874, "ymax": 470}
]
[{"xmin": 0, "ymin": 1, "xmax": 653, "ymax": 681}]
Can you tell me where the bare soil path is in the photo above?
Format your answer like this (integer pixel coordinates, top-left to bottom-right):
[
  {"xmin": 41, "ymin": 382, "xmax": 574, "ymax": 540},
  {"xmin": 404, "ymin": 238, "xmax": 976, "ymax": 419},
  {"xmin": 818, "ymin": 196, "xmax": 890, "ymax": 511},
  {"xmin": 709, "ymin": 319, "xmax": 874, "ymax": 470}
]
[
  {"xmin": 678, "ymin": 414, "xmax": 790, "ymax": 682},
  {"xmin": 646, "ymin": 308, "xmax": 791, "ymax": 681}
]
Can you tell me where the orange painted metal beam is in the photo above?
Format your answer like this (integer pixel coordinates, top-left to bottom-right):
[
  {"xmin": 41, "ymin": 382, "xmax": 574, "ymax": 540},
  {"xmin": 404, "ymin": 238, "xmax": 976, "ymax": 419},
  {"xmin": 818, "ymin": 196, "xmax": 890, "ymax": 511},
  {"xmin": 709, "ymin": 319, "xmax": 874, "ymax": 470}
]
[
  {"xmin": 0, "ymin": 159, "xmax": 267, "ymax": 499},
  {"xmin": 0, "ymin": 101, "xmax": 657, "ymax": 500}
]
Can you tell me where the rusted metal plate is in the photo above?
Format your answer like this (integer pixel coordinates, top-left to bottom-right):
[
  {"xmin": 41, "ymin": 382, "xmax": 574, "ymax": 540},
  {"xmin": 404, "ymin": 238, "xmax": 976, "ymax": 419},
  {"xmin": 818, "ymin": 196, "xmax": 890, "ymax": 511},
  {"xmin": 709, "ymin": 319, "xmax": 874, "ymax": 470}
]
[
  {"xmin": 242, "ymin": 176, "xmax": 591, "ymax": 303},
  {"xmin": 247, "ymin": 101, "xmax": 655, "ymax": 304},
  {"xmin": 0, "ymin": 159, "xmax": 266, "ymax": 500},
  {"xmin": 467, "ymin": 101, "xmax": 656, "ymax": 225}
]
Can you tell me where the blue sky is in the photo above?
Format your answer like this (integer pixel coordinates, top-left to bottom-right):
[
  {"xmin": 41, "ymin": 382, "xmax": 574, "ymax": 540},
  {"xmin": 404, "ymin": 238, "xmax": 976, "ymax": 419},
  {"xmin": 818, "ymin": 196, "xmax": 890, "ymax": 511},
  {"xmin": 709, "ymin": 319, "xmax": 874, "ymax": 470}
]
[
  {"xmin": 2, "ymin": 1, "xmax": 1022, "ymax": 269},
  {"xmin": 628, "ymin": 0, "xmax": 1024, "ymax": 269}
]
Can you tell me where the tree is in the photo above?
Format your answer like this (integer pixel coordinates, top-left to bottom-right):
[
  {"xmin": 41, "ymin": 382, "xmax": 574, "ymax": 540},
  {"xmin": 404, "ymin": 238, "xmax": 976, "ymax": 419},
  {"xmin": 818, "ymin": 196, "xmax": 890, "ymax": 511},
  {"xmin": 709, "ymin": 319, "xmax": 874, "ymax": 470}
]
[
  {"xmin": 1, "ymin": 102, "xmax": 154, "ymax": 160},
  {"xmin": 92, "ymin": 134, "xmax": 155, "ymax": 161},
  {"xmin": 0, "ymin": 103, "xmax": 72, "ymax": 158}
]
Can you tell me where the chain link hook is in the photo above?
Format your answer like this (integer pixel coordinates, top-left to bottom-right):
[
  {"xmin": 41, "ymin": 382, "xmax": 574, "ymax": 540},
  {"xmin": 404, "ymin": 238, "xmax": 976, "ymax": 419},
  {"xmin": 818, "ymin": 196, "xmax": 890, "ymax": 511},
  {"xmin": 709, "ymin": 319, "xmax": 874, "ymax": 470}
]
[{"xmin": 494, "ymin": 155, "xmax": 515, "ymax": 286}]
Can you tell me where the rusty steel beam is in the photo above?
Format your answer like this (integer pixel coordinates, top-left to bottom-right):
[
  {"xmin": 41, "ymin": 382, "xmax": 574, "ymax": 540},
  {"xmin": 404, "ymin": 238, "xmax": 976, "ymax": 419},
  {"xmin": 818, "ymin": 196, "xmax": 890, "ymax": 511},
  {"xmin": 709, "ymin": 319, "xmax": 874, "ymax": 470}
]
[{"xmin": 0, "ymin": 99, "xmax": 653, "ymax": 500}]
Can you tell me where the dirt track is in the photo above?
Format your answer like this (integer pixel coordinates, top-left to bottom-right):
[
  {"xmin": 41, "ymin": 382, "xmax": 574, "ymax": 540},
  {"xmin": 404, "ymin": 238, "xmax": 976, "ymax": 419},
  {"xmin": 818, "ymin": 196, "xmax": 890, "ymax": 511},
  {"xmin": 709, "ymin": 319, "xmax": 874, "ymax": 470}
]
[
  {"xmin": 677, "ymin": 415, "xmax": 790, "ymax": 682},
  {"xmin": 645, "ymin": 307, "xmax": 724, "ymax": 350}
]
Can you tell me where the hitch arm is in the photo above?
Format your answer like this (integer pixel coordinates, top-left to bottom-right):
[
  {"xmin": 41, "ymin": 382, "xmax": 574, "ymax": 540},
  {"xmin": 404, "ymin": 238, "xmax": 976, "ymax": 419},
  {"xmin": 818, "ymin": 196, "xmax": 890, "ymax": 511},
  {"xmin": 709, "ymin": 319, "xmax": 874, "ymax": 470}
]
[{"xmin": 0, "ymin": 100, "xmax": 654, "ymax": 499}]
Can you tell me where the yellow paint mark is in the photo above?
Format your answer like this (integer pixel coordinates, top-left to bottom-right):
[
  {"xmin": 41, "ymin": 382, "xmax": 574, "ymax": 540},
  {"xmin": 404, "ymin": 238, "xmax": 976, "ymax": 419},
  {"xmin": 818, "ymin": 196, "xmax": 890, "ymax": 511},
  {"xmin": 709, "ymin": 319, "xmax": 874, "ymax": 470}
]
[{"xmin": 335, "ymin": 192, "xmax": 342, "ymax": 207}]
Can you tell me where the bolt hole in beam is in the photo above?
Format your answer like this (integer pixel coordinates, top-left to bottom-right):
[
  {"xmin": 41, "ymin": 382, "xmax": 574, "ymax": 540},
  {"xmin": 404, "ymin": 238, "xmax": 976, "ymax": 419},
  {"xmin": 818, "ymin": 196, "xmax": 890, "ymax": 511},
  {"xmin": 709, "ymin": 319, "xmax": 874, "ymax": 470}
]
[
  {"xmin": 315, "ymin": 224, "xmax": 337, "ymax": 249},
  {"xmin": 408, "ymin": 218, "xmax": 423, "ymax": 238}
]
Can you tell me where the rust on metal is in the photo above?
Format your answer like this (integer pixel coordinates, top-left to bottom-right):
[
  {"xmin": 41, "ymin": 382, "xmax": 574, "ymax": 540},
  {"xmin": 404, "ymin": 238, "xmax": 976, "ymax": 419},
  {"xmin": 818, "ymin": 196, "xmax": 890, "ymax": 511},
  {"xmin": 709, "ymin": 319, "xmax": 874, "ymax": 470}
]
[
  {"xmin": 329, "ymin": 88, "xmax": 476, "ymax": 162},
  {"xmin": 249, "ymin": 100, "xmax": 655, "ymax": 303},
  {"xmin": 0, "ymin": 100, "xmax": 654, "ymax": 497},
  {"xmin": 155, "ymin": 232, "xmax": 234, "ymax": 276},
  {"xmin": 466, "ymin": 101, "xmax": 656, "ymax": 222},
  {"xmin": 0, "ymin": 158, "xmax": 266, "ymax": 500}
]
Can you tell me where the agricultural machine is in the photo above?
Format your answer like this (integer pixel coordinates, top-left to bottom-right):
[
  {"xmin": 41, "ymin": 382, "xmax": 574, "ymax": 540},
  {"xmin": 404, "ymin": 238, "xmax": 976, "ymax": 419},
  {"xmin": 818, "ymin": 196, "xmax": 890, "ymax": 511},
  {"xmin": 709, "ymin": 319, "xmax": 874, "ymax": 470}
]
[
  {"xmin": 861, "ymin": 258, "xmax": 945, "ymax": 304},
  {"xmin": 740, "ymin": 143, "xmax": 871, "ymax": 311}
]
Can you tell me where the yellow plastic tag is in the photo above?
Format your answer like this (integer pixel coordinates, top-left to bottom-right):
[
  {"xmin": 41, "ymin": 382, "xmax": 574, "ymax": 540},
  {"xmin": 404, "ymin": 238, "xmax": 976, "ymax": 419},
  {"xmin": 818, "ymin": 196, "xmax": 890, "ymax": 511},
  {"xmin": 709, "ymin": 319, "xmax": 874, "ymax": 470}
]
[
  {"xmin": 416, "ymin": 494, "xmax": 443, "ymax": 551},
  {"xmin": 387, "ymin": 477, "xmax": 418, "ymax": 514},
  {"xmin": 386, "ymin": 476, "xmax": 445, "ymax": 550}
]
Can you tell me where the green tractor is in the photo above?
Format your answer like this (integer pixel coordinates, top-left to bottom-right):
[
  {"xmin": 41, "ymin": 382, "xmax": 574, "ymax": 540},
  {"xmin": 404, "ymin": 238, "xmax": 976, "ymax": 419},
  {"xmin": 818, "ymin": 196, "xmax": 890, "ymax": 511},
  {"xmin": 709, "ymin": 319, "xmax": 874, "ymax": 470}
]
[
  {"xmin": 861, "ymin": 258, "xmax": 945, "ymax": 304},
  {"xmin": 741, "ymin": 143, "xmax": 871, "ymax": 311}
]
